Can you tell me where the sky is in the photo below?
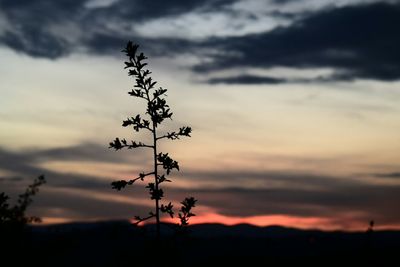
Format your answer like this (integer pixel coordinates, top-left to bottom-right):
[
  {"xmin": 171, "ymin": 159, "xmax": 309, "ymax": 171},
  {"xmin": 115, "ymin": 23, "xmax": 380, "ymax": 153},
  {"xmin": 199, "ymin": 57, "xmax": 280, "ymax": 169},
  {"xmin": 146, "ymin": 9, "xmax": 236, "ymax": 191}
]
[{"xmin": 1, "ymin": 0, "xmax": 400, "ymax": 230}]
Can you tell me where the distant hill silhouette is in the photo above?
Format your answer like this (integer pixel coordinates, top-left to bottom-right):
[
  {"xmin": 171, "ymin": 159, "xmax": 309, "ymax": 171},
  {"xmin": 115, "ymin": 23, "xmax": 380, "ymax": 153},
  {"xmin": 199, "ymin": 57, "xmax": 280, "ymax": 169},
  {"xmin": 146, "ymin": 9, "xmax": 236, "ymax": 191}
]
[{"xmin": 2, "ymin": 221, "xmax": 398, "ymax": 267}]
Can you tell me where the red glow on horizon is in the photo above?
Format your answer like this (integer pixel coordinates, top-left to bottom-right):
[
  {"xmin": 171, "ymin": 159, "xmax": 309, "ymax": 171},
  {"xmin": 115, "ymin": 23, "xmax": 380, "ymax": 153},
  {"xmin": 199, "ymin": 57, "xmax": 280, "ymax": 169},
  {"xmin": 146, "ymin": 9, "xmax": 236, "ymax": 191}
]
[
  {"xmin": 39, "ymin": 214, "xmax": 400, "ymax": 231},
  {"xmin": 162, "ymin": 213, "xmax": 335, "ymax": 230},
  {"xmin": 161, "ymin": 213, "xmax": 400, "ymax": 231}
]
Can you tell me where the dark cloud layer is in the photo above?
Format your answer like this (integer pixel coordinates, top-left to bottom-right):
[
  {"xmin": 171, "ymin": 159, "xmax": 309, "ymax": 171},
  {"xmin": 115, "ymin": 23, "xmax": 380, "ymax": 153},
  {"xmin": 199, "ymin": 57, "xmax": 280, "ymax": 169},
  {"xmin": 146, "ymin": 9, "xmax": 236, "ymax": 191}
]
[
  {"xmin": 174, "ymin": 170, "xmax": 400, "ymax": 225},
  {"xmin": 29, "ymin": 188, "xmax": 150, "ymax": 221},
  {"xmin": 180, "ymin": 168, "xmax": 399, "ymax": 226},
  {"xmin": 208, "ymin": 75, "xmax": 286, "ymax": 85},
  {"xmin": 198, "ymin": 3, "xmax": 400, "ymax": 82},
  {"xmin": 1, "ymin": 1, "xmax": 398, "ymax": 83},
  {"xmin": 191, "ymin": 186, "xmax": 400, "ymax": 224},
  {"xmin": 375, "ymin": 172, "xmax": 400, "ymax": 178},
  {"xmin": 0, "ymin": 0, "xmax": 225, "ymax": 58},
  {"xmin": 0, "ymin": 145, "xmax": 151, "ymax": 220},
  {"xmin": 85, "ymin": 33, "xmax": 195, "ymax": 56},
  {"xmin": 206, "ymin": 72, "xmax": 355, "ymax": 84},
  {"xmin": 0, "ymin": 144, "xmax": 148, "ymax": 189},
  {"xmin": 0, "ymin": 0, "xmax": 85, "ymax": 58},
  {"xmin": 0, "ymin": 146, "xmax": 109, "ymax": 189},
  {"xmin": 95, "ymin": 0, "xmax": 233, "ymax": 21},
  {"xmin": 29, "ymin": 143, "xmax": 148, "ymax": 164}
]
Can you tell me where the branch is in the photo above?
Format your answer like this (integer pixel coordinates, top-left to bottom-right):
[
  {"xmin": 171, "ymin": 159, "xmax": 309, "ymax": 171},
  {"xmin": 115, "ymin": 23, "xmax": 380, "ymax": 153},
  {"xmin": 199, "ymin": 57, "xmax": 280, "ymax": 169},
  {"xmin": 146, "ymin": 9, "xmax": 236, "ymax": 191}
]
[
  {"xmin": 156, "ymin": 126, "xmax": 192, "ymax": 141},
  {"xmin": 111, "ymin": 172, "xmax": 155, "ymax": 190},
  {"xmin": 178, "ymin": 197, "xmax": 197, "ymax": 226},
  {"xmin": 17, "ymin": 175, "xmax": 46, "ymax": 214},
  {"xmin": 122, "ymin": 114, "xmax": 152, "ymax": 132},
  {"xmin": 109, "ymin": 138, "xmax": 153, "ymax": 150},
  {"xmin": 157, "ymin": 153, "xmax": 179, "ymax": 175},
  {"xmin": 160, "ymin": 202, "xmax": 174, "ymax": 218},
  {"xmin": 132, "ymin": 212, "xmax": 156, "ymax": 226},
  {"xmin": 151, "ymin": 87, "xmax": 168, "ymax": 101},
  {"xmin": 147, "ymin": 97, "xmax": 173, "ymax": 126},
  {"xmin": 157, "ymin": 174, "xmax": 171, "ymax": 184},
  {"xmin": 128, "ymin": 88, "xmax": 149, "ymax": 101},
  {"xmin": 146, "ymin": 183, "xmax": 164, "ymax": 200}
]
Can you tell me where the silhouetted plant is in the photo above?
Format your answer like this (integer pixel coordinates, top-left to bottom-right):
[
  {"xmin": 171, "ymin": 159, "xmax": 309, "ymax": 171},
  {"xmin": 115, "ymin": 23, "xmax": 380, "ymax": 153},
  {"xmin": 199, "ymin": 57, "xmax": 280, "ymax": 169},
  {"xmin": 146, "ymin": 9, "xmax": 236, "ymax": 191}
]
[
  {"xmin": 364, "ymin": 220, "xmax": 376, "ymax": 264},
  {"xmin": 109, "ymin": 42, "xmax": 196, "ymax": 238},
  {"xmin": 0, "ymin": 175, "xmax": 46, "ymax": 227},
  {"xmin": 366, "ymin": 220, "xmax": 375, "ymax": 246},
  {"xmin": 367, "ymin": 220, "xmax": 374, "ymax": 233}
]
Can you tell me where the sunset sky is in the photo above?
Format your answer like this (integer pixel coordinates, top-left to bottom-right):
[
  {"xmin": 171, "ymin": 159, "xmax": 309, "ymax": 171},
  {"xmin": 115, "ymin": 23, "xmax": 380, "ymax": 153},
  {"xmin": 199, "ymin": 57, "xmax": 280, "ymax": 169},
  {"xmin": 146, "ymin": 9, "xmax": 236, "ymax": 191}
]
[{"xmin": 1, "ymin": 0, "xmax": 400, "ymax": 230}]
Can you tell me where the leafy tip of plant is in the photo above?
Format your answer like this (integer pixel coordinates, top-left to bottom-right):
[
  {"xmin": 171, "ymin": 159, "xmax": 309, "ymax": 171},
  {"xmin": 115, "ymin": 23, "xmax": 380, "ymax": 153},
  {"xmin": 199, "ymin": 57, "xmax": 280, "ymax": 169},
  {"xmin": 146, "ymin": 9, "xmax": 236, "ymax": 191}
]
[{"xmin": 111, "ymin": 180, "xmax": 128, "ymax": 190}]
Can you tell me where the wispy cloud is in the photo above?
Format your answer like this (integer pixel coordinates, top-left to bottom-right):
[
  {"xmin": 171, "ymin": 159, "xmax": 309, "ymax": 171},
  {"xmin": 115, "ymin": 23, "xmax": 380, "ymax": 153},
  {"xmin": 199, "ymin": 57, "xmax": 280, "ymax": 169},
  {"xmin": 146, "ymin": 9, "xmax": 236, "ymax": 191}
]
[
  {"xmin": 197, "ymin": 3, "xmax": 400, "ymax": 82},
  {"xmin": 208, "ymin": 75, "xmax": 287, "ymax": 84},
  {"xmin": 375, "ymin": 172, "xmax": 400, "ymax": 178}
]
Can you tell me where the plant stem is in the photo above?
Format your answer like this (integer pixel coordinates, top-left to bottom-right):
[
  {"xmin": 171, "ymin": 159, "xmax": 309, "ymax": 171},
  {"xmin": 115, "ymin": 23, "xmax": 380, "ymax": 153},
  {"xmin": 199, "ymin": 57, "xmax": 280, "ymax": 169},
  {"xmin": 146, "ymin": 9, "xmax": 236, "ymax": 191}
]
[{"xmin": 152, "ymin": 122, "xmax": 160, "ymax": 240}]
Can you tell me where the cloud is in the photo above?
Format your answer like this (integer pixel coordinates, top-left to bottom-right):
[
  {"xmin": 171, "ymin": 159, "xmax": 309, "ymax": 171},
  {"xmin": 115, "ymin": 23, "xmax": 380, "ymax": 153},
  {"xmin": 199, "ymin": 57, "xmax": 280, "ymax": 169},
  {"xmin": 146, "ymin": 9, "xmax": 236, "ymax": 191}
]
[
  {"xmin": 0, "ymin": 0, "xmax": 85, "ymax": 58},
  {"xmin": 0, "ymin": 143, "xmax": 148, "ymax": 169},
  {"xmin": 0, "ymin": 146, "xmax": 44, "ymax": 175},
  {"xmin": 0, "ymin": 0, "xmax": 231, "ymax": 58},
  {"xmin": 28, "ymin": 143, "xmax": 145, "ymax": 163},
  {"xmin": 0, "ymin": 144, "xmax": 148, "ymax": 189},
  {"xmin": 180, "ymin": 184, "xmax": 400, "ymax": 226},
  {"xmin": 206, "ymin": 72, "xmax": 353, "ymax": 84},
  {"xmin": 199, "ymin": 2, "xmax": 400, "ymax": 82},
  {"xmin": 30, "ymin": 187, "xmax": 151, "ymax": 221},
  {"xmin": 375, "ymin": 172, "xmax": 400, "ymax": 178},
  {"xmin": 83, "ymin": 32, "xmax": 196, "ymax": 57},
  {"xmin": 182, "ymin": 169, "xmax": 362, "ymax": 190},
  {"xmin": 1, "ymin": 0, "xmax": 399, "ymax": 84},
  {"xmin": 0, "ymin": 145, "xmax": 152, "ymax": 221},
  {"xmin": 168, "ymin": 169, "xmax": 400, "ymax": 225},
  {"xmin": 132, "ymin": 6, "xmax": 292, "ymax": 40},
  {"xmin": 190, "ymin": 185, "xmax": 400, "ymax": 217},
  {"xmin": 208, "ymin": 75, "xmax": 286, "ymax": 84},
  {"xmin": 86, "ymin": 0, "xmax": 233, "ymax": 22}
]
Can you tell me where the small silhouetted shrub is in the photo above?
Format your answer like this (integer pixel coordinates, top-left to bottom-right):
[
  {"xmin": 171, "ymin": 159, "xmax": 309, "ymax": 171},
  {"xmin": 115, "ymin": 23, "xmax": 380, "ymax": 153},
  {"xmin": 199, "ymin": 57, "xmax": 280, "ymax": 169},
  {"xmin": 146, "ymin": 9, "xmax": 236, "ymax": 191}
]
[{"xmin": 0, "ymin": 175, "xmax": 46, "ymax": 227}]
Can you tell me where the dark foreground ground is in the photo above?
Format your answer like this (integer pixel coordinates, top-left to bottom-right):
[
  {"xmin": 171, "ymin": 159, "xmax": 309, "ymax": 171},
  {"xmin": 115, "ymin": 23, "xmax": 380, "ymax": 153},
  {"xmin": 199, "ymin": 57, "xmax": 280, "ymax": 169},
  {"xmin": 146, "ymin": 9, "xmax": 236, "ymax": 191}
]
[{"xmin": 1, "ymin": 221, "xmax": 399, "ymax": 267}]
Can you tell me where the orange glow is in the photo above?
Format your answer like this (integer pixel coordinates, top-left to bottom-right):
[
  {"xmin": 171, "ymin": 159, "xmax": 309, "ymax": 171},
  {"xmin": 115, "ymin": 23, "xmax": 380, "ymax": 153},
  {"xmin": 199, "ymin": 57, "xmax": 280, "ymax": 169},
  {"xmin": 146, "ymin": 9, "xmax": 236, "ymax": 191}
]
[
  {"xmin": 40, "ymin": 217, "xmax": 74, "ymax": 224},
  {"xmin": 162, "ymin": 213, "xmax": 400, "ymax": 231},
  {"xmin": 37, "ymin": 213, "xmax": 400, "ymax": 231},
  {"xmin": 163, "ymin": 213, "xmax": 333, "ymax": 230}
]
